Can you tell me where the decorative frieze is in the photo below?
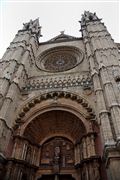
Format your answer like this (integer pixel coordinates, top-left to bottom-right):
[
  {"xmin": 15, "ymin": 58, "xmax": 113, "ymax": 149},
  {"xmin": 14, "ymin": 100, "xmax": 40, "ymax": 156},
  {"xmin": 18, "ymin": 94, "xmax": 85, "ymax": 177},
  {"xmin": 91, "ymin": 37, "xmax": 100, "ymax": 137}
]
[{"xmin": 22, "ymin": 73, "xmax": 92, "ymax": 92}]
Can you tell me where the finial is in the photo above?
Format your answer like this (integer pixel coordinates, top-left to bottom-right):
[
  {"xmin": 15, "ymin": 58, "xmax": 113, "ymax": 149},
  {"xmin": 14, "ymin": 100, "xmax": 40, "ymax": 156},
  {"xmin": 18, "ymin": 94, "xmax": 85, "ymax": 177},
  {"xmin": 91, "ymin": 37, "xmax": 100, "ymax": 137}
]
[
  {"xmin": 60, "ymin": 30, "xmax": 65, "ymax": 35},
  {"xmin": 80, "ymin": 11, "xmax": 99, "ymax": 26},
  {"xmin": 22, "ymin": 18, "xmax": 42, "ymax": 38}
]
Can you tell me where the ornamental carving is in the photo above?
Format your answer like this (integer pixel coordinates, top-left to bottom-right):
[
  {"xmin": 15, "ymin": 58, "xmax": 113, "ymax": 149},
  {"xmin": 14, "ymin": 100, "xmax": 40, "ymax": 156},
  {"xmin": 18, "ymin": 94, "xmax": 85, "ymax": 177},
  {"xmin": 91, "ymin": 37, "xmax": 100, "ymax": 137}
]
[
  {"xmin": 36, "ymin": 46, "xmax": 84, "ymax": 72},
  {"xmin": 22, "ymin": 73, "xmax": 92, "ymax": 91},
  {"xmin": 40, "ymin": 137, "xmax": 74, "ymax": 170}
]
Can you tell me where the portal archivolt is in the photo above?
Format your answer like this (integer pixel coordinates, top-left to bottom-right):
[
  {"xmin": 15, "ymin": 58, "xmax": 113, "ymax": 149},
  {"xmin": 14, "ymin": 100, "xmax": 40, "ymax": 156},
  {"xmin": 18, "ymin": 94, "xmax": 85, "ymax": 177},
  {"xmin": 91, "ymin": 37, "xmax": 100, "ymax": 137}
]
[{"xmin": 10, "ymin": 91, "xmax": 101, "ymax": 179}]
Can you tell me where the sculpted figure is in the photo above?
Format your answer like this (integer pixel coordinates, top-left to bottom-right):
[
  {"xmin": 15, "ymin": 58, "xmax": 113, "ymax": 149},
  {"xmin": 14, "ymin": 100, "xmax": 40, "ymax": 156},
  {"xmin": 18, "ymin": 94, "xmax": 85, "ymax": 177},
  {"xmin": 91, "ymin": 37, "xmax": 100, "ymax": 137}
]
[{"xmin": 54, "ymin": 146, "xmax": 60, "ymax": 160}]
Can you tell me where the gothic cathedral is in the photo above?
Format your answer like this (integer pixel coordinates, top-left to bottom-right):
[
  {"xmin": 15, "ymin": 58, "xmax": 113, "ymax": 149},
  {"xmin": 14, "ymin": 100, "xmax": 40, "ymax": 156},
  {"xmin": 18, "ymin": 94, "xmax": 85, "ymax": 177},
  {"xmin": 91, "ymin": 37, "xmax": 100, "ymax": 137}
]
[{"xmin": 0, "ymin": 11, "xmax": 120, "ymax": 180}]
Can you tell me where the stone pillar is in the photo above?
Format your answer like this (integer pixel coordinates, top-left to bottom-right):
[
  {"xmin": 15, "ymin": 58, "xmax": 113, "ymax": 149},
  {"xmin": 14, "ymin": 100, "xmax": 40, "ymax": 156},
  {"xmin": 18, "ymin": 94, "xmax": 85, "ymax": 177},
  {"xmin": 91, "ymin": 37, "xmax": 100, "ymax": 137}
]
[
  {"xmin": 13, "ymin": 164, "xmax": 22, "ymax": 180},
  {"xmin": 0, "ymin": 18, "xmax": 41, "ymax": 178},
  {"xmin": 80, "ymin": 11, "xmax": 120, "ymax": 180},
  {"xmin": 82, "ymin": 137, "xmax": 87, "ymax": 159},
  {"xmin": 11, "ymin": 139, "xmax": 17, "ymax": 158},
  {"xmin": 0, "ymin": 60, "xmax": 17, "ymax": 109},
  {"xmin": 81, "ymin": 23, "xmax": 115, "ymax": 156},
  {"xmin": 75, "ymin": 143, "xmax": 80, "ymax": 166},
  {"xmin": 81, "ymin": 28, "xmax": 114, "ymax": 147},
  {"xmin": 12, "ymin": 138, "xmax": 28, "ymax": 161},
  {"xmin": 21, "ymin": 140, "xmax": 28, "ymax": 160},
  {"xmin": 93, "ymin": 70, "xmax": 114, "ymax": 146},
  {"xmin": 90, "ymin": 134, "xmax": 96, "ymax": 156},
  {"xmin": 36, "ymin": 146, "xmax": 41, "ymax": 166},
  {"xmin": 0, "ymin": 50, "xmax": 29, "ymax": 154},
  {"xmin": 4, "ymin": 161, "xmax": 13, "ymax": 180},
  {"xmin": 32, "ymin": 147, "xmax": 36, "ymax": 165},
  {"xmin": 0, "ymin": 82, "xmax": 19, "ymax": 126},
  {"xmin": 74, "ymin": 145, "xmax": 78, "ymax": 166},
  {"xmin": 0, "ymin": 46, "xmax": 24, "ymax": 110},
  {"xmin": 86, "ymin": 136, "xmax": 91, "ymax": 158},
  {"xmin": 106, "ymin": 154, "xmax": 120, "ymax": 180},
  {"xmin": 99, "ymin": 64, "xmax": 120, "ymax": 141}
]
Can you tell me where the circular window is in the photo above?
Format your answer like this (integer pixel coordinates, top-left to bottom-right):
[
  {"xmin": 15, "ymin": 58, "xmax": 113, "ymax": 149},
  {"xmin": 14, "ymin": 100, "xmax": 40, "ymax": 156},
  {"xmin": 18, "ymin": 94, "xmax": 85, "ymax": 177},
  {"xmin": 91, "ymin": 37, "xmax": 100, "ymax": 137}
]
[{"xmin": 36, "ymin": 46, "xmax": 84, "ymax": 72}]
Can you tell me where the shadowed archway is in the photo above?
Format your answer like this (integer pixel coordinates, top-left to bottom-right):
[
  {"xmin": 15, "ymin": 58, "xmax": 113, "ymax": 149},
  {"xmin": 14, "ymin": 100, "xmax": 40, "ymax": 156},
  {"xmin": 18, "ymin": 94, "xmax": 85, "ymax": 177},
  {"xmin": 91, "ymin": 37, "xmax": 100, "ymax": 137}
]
[
  {"xmin": 23, "ymin": 110, "xmax": 86, "ymax": 144},
  {"xmin": 10, "ymin": 98, "xmax": 101, "ymax": 180}
]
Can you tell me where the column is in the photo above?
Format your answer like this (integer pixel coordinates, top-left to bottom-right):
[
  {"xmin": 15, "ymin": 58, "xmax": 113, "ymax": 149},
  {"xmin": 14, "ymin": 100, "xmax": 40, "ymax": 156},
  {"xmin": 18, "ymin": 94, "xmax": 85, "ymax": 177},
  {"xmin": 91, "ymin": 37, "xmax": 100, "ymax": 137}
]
[{"xmin": 99, "ymin": 65, "xmax": 120, "ymax": 140}]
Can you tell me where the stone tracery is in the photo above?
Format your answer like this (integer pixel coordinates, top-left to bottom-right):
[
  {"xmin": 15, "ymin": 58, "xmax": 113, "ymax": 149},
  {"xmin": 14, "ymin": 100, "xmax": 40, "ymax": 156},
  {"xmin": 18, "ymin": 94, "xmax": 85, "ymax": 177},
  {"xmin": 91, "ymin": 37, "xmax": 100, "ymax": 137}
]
[{"xmin": 36, "ymin": 46, "xmax": 84, "ymax": 72}]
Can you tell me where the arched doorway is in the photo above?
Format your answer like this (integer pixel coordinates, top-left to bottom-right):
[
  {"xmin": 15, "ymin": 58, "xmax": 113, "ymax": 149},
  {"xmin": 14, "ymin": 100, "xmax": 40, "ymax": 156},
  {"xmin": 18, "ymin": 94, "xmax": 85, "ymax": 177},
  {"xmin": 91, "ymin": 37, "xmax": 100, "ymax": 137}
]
[
  {"xmin": 23, "ymin": 110, "xmax": 86, "ymax": 178},
  {"xmin": 22, "ymin": 110, "xmax": 100, "ymax": 179},
  {"xmin": 8, "ymin": 93, "xmax": 102, "ymax": 180}
]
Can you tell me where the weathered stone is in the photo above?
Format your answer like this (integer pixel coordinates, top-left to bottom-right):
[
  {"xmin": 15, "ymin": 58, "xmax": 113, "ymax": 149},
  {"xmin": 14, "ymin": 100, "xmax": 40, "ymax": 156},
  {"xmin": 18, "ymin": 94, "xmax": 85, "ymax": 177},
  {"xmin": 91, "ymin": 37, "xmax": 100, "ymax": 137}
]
[{"xmin": 0, "ymin": 11, "xmax": 120, "ymax": 180}]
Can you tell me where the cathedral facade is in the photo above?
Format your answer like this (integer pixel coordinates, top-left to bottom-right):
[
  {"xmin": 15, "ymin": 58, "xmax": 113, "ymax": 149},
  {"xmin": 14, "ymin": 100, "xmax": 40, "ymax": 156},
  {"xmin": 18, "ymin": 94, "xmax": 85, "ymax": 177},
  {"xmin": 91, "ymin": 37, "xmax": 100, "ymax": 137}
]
[{"xmin": 0, "ymin": 11, "xmax": 120, "ymax": 180}]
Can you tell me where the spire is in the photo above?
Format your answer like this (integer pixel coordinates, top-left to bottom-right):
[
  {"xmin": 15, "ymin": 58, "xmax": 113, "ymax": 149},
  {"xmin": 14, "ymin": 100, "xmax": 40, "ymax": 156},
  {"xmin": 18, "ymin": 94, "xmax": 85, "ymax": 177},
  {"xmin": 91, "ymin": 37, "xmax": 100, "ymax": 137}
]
[
  {"xmin": 21, "ymin": 18, "xmax": 42, "ymax": 38},
  {"xmin": 80, "ymin": 11, "xmax": 100, "ymax": 26}
]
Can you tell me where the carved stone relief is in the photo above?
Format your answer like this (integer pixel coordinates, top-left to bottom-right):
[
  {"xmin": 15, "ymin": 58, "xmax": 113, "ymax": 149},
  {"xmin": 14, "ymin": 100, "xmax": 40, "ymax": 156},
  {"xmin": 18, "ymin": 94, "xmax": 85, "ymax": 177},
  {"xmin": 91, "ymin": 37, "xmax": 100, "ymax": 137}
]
[
  {"xmin": 22, "ymin": 74, "xmax": 92, "ymax": 91},
  {"xmin": 40, "ymin": 137, "xmax": 74, "ymax": 171}
]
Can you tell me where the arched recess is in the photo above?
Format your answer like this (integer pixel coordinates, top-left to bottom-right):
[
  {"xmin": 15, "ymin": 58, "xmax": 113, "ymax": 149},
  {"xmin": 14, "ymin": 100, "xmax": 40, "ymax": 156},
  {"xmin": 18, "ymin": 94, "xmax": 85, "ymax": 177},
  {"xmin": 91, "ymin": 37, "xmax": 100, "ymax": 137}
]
[
  {"xmin": 14, "ymin": 91, "xmax": 96, "ymax": 135},
  {"xmin": 9, "ymin": 91, "xmax": 102, "ymax": 180},
  {"xmin": 23, "ymin": 110, "xmax": 87, "ymax": 144}
]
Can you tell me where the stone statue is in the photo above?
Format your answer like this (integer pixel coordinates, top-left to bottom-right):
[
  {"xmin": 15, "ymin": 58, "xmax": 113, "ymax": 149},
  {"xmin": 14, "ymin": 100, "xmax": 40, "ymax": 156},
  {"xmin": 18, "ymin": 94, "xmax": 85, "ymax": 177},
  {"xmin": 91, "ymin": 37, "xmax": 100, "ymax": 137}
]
[
  {"xmin": 53, "ymin": 146, "xmax": 60, "ymax": 174},
  {"xmin": 54, "ymin": 146, "xmax": 60, "ymax": 162}
]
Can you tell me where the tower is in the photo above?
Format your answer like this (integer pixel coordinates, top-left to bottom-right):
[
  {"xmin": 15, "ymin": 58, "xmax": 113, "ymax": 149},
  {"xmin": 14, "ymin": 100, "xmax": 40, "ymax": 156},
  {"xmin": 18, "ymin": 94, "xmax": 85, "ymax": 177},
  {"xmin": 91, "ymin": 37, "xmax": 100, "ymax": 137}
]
[{"xmin": 0, "ymin": 11, "xmax": 120, "ymax": 180}]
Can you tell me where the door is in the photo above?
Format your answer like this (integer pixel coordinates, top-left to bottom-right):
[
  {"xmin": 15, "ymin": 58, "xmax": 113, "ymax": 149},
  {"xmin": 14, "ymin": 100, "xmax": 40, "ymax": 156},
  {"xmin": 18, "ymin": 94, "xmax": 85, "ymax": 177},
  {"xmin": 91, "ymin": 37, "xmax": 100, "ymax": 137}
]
[
  {"xmin": 39, "ymin": 174, "xmax": 75, "ymax": 180},
  {"xmin": 39, "ymin": 175, "xmax": 54, "ymax": 180}
]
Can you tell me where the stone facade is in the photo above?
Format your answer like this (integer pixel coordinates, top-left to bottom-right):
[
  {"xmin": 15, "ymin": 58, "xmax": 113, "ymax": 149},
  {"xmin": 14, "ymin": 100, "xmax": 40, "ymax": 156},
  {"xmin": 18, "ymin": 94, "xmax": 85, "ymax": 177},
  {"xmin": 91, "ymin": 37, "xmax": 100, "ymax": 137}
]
[{"xmin": 0, "ymin": 11, "xmax": 120, "ymax": 180}]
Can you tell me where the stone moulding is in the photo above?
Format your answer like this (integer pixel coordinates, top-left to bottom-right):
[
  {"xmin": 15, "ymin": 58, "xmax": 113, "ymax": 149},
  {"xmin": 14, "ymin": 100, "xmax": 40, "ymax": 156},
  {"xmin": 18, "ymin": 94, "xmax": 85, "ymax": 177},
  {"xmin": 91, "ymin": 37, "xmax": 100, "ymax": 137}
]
[
  {"xmin": 15, "ymin": 91, "xmax": 95, "ymax": 129},
  {"xmin": 22, "ymin": 73, "xmax": 92, "ymax": 92}
]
